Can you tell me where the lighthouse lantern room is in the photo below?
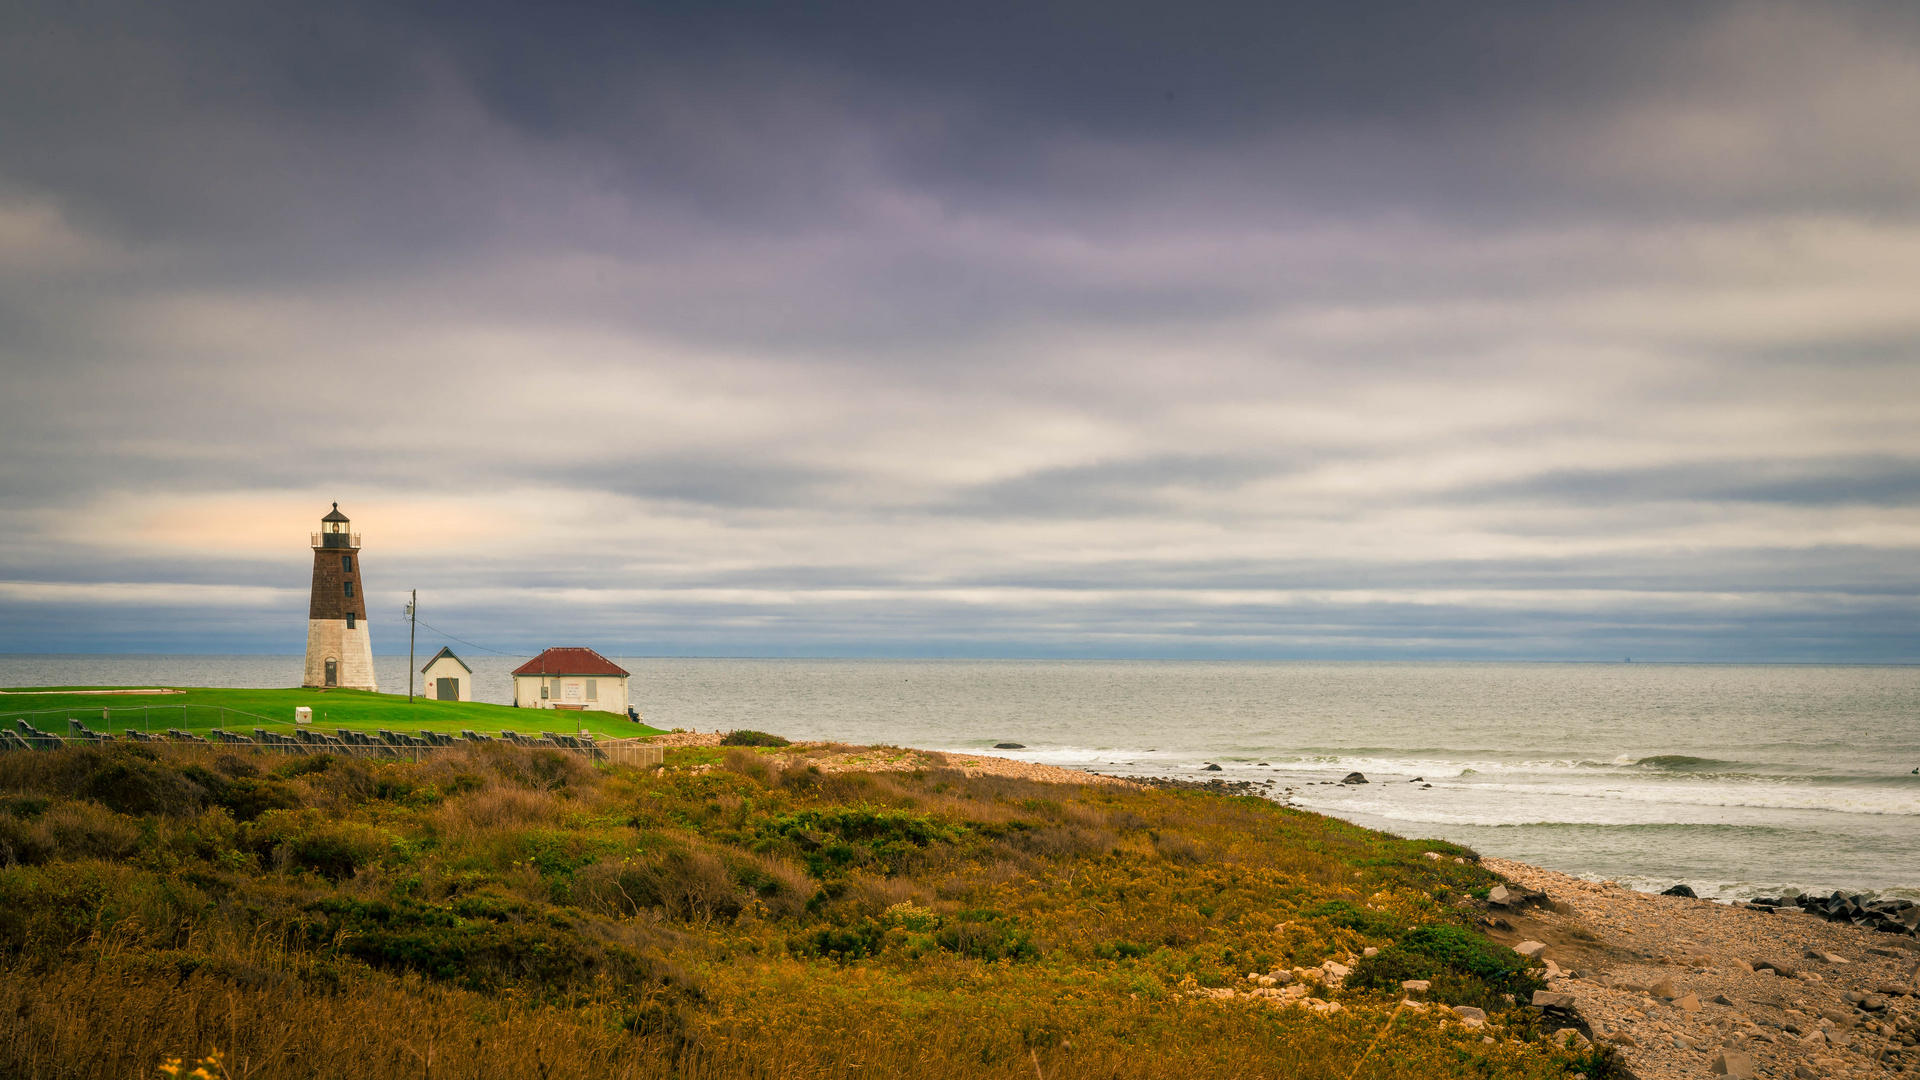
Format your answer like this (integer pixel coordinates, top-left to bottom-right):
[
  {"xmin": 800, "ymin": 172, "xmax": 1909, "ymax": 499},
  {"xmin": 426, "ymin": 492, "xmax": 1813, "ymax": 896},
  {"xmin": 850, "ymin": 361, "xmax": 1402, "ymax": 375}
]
[{"xmin": 303, "ymin": 503, "xmax": 379, "ymax": 691}]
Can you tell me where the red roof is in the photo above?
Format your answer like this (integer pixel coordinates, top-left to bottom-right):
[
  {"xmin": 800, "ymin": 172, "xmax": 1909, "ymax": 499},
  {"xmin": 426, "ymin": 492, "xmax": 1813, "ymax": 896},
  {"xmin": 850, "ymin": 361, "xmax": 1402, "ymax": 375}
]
[{"xmin": 511, "ymin": 647, "xmax": 630, "ymax": 678}]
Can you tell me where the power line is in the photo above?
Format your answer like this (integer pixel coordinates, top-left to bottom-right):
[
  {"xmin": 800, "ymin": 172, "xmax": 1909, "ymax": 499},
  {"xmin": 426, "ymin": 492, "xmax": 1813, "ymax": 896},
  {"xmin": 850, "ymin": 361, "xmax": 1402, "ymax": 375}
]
[{"xmin": 392, "ymin": 613, "xmax": 521, "ymax": 657}]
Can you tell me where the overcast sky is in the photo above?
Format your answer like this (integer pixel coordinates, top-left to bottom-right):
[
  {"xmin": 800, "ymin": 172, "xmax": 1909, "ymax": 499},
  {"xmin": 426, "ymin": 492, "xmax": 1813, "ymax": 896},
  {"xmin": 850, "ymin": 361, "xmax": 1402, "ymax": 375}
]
[{"xmin": 2, "ymin": 0, "xmax": 1918, "ymax": 660}]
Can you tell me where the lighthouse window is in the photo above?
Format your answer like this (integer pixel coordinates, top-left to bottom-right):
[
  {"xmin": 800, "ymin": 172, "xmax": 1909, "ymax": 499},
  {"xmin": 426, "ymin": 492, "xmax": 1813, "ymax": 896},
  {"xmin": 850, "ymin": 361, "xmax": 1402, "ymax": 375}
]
[
  {"xmin": 343, "ymin": 581, "xmax": 354, "ymax": 598},
  {"xmin": 346, "ymin": 613, "xmax": 356, "ymax": 629},
  {"xmin": 342, "ymin": 556, "xmax": 352, "ymax": 572}
]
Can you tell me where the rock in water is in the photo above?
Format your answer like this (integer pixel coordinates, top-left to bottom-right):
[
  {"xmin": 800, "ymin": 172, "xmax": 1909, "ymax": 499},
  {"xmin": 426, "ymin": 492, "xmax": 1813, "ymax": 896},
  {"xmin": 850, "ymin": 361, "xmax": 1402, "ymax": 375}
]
[
  {"xmin": 1663, "ymin": 884, "xmax": 1697, "ymax": 897},
  {"xmin": 1340, "ymin": 771, "xmax": 1368, "ymax": 784},
  {"xmin": 1202, "ymin": 763, "xmax": 1223, "ymax": 772},
  {"xmin": 993, "ymin": 742, "xmax": 1025, "ymax": 749}
]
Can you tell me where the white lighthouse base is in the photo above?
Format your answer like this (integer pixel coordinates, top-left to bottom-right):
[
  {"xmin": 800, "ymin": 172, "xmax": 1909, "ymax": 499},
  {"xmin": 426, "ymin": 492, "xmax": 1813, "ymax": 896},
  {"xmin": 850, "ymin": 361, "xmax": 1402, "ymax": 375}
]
[{"xmin": 303, "ymin": 619, "xmax": 380, "ymax": 692}]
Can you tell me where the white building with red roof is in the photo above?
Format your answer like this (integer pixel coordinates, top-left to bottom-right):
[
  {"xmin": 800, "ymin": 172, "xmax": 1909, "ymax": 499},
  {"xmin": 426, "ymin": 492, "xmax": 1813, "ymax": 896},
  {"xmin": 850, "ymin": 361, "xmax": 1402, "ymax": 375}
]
[{"xmin": 510, "ymin": 647, "xmax": 631, "ymax": 714}]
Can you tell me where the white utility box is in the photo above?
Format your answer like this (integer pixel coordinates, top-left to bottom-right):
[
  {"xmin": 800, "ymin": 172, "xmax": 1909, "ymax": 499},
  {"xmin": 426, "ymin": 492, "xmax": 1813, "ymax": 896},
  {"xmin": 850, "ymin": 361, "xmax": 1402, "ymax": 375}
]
[{"xmin": 295, "ymin": 706, "xmax": 313, "ymax": 725}]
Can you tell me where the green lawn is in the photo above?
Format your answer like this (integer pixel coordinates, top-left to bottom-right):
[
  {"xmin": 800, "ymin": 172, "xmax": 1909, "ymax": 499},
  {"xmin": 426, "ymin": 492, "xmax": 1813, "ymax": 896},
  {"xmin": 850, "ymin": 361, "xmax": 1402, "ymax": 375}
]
[{"xmin": 0, "ymin": 686, "xmax": 664, "ymax": 739}]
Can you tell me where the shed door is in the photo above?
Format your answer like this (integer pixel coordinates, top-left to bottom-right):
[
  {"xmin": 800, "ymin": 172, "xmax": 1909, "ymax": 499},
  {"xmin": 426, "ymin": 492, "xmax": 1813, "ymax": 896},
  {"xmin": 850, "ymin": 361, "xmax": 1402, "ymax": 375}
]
[{"xmin": 436, "ymin": 677, "xmax": 458, "ymax": 701}]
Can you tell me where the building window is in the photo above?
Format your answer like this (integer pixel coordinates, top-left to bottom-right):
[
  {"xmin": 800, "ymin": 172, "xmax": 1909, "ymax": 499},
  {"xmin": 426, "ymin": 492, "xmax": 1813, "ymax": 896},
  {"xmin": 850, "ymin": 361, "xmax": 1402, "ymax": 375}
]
[
  {"xmin": 346, "ymin": 612, "xmax": 356, "ymax": 629},
  {"xmin": 344, "ymin": 581, "xmax": 354, "ymax": 597},
  {"xmin": 342, "ymin": 556, "xmax": 353, "ymax": 572},
  {"xmin": 539, "ymin": 680, "xmax": 549, "ymax": 700},
  {"xmin": 585, "ymin": 679, "xmax": 597, "ymax": 701},
  {"xmin": 551, "ymin": 678, "xmax": 563, "ymax": 699}
]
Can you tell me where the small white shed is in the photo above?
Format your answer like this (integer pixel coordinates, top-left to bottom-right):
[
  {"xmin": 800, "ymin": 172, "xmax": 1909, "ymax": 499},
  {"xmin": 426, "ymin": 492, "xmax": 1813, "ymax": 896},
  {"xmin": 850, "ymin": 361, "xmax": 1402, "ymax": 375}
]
[{"xmin": 421, "ymin": 647, "xmax": 473, "ymax": 702}]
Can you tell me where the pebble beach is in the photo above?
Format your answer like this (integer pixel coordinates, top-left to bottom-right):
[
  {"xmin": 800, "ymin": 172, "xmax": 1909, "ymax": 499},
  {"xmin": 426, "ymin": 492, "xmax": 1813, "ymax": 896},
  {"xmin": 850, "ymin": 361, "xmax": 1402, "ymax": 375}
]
[{"xmin": 1482, "ymin": 857, "xmax": 1917, "ymax": 1080}]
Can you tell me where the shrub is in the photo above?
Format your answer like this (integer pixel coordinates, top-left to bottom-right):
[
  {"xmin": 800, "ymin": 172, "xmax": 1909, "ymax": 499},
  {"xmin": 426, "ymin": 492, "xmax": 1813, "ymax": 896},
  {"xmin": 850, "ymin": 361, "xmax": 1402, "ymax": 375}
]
[
  {"xmin": 299, "ymin": 895, "xmax": 686, "ymax": 993},
  {"xmin": 1298, "ymin": 898, "xmax": 1397, "ymax": 937},
  {"xmin": 271, "ymin": 755, "xmax": 335, "ymax": 780},
  {"xmin": 247, "ymin": 811, "xmax": 394, "ymax": 881},
  {"xmin": 934, "ymin": 912, "xmax": 1039, "ymax": 962},
  {"xmin": 720, "ymin": 730, "xmax": 790, "ymax": 747},
  {"xmin": 1345, "ymin": 923, "xmax": 1543, "ymax": 1009}
]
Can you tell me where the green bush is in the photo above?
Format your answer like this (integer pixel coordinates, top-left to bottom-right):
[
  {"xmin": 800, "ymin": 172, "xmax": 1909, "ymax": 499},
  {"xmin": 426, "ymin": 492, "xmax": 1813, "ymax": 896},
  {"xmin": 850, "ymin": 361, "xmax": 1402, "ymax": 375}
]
[
  {"xmin": 720, "ymin": 730, "xmax": 790, "ymax": 747},
  {"xmin": 1298, "ymin": 898, "xmax": 1397, "ymax": 937},
  {"xmin": 1345, "ymin": 923, "xmax": 1543, "ymax": 1009},
  {"xmin": 935, "ymin": 912, "xmax": 1039, "ymax": 962},
  {"xmin": 301, "ymin": 895, "xmax": 671, "ymax": 992}
]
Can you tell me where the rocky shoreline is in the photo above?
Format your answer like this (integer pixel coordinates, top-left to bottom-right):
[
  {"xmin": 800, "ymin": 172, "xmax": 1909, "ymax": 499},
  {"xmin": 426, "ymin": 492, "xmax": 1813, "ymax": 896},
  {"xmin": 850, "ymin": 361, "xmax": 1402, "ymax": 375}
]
[{"xmin": 1480, "ymin": 857, "xmax": 1919, "ymax": 1080}]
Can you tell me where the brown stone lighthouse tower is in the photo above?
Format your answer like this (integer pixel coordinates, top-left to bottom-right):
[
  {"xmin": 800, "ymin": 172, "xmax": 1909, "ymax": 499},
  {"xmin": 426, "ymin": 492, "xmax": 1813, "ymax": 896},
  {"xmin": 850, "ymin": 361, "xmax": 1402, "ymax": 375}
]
[{"xmin": 303, "ymin": 503, "xmax": 379, "ymax": 691}]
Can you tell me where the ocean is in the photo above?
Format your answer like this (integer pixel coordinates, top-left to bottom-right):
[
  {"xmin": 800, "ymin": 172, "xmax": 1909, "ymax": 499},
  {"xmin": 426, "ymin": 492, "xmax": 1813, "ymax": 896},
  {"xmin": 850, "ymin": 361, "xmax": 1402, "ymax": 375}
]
[{"xmin": 4, "ymin": 655, "xmax": 1915, "ymax": 903}]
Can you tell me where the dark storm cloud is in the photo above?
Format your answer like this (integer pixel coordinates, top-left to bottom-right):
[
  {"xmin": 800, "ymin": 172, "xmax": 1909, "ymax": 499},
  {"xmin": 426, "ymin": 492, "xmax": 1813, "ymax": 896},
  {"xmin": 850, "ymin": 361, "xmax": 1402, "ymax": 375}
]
[{"xmin": 2, "ymin": 0, "xmax": 1918, "ymax": 659}]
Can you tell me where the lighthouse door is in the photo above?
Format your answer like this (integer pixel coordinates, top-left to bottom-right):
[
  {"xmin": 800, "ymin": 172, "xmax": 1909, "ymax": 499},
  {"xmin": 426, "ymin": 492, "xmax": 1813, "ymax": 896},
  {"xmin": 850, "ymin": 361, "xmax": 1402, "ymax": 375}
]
[{"xmin": 324, "ymin": 658, "xmax": 338, "ymax": 687}]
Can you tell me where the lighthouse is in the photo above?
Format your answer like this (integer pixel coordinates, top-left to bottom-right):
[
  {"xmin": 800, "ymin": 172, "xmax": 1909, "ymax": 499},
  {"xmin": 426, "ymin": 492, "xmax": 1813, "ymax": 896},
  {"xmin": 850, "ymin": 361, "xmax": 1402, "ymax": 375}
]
[{"xmin": 303, "ymin": 503, "xmax": 379, "ymax": 691}]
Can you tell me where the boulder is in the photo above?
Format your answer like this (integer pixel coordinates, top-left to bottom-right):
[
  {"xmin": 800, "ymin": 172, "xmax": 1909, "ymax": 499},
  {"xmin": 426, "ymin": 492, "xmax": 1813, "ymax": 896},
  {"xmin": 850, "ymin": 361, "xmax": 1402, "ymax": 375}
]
[
  {"xmin": 992, "ymin": 742, "xmax": 1026, "ymax": 749},
  {"xmin": 1711, "ymin": 1050, "xmax": 1756, "ymax": 1078},
  {"xmin": 1269, "ymin": 970, "xmax": 1295, "ymax": 986},
  {"xmin": 1340, "ymin": 771, "xmax": 1368, "ymax": 784},
  {"xmin": 1401, "ymin": 979, "xmax": 1431, "ymax": 994},
  {"xmin": 1662, "ymin": 884, "xmax": 1698, "ymax": 898},
  {"xmin": 1488, "ymin": 885, "xmax": 1514, "ymax": 906},
  {"xmin": 1532, "ymin": 990, "xmax": 1576, "ymax": 1009},
  {"xmin": 1451, "ymin": 1005, "xmax": 1486, "ymax": 1026},
  {"xmin": 1649, "ymin": 977, "xmax": 1677, "ymax": 999},
  {"xmin": 1712, "ymin": 993, "xmax": 1737, "ymax": 1006},
  {"xmin": 1676, "ymin": 992, "xmax": 1702, "ymax": 1013},
  {"xmin": 1423, "ymin": 851, "xmax": 1443, "ymax": 860},
  {"xmin": 1752, "ymin": 958, "xmax": 1796, "ymax": 978},
  {"xmin": 1202, "ymin": 763, "xmax": 1223, "ymax": 771},
  {"xmin": 1514, "ymin": 940, "xmax": 1547, "ymax": 959}
]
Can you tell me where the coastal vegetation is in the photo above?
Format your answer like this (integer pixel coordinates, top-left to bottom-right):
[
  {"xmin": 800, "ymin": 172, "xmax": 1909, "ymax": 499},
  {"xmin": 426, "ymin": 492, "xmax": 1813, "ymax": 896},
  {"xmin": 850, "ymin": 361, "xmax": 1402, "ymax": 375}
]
[
  {"xmin": 0, "ymin": 686, "xmax": 662, "ymax": 740},
  {"xmin": 0, "ymin": 737, "xmax": 1607, "ymax": 1078}
]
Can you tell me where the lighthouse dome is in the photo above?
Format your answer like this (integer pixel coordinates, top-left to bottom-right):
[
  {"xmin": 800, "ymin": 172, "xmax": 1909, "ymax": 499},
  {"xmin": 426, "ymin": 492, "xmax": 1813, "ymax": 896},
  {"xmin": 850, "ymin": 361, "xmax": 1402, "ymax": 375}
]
[{"xmin": 322, "ymin": 502, "xmax": 350, "ymax": 523}]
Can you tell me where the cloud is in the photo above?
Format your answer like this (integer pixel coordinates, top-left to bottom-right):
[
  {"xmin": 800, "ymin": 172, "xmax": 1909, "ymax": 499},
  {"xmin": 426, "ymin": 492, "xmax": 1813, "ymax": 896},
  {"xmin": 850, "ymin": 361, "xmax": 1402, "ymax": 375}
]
[{"xmin": 0, "ymin": 0, "xmax": 1916, "ymax": 659}]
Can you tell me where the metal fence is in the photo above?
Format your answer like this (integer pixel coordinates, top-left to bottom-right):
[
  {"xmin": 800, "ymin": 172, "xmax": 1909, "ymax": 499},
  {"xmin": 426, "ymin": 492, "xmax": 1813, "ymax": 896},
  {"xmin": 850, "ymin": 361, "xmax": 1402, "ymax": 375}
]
[{"xmin": 0, "ymin": 716, "xmax": 664, "ymax": 767}]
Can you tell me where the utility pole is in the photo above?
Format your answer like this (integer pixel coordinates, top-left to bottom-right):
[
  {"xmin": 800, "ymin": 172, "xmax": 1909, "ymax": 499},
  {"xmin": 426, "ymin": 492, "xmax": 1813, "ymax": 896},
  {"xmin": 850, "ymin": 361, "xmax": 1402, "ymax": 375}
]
[{"xmin": 406, "ymin": 591, "xmax": 418, "ymax": 704}]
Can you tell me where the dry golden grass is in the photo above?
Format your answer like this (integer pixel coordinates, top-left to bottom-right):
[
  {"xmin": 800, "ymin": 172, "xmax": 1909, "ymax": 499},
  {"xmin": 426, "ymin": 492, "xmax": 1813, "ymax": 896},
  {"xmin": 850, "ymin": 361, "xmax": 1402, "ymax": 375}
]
[{"xmin": 0, "ymin": 742, "xmax": 1610, "ymax": 1080}]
